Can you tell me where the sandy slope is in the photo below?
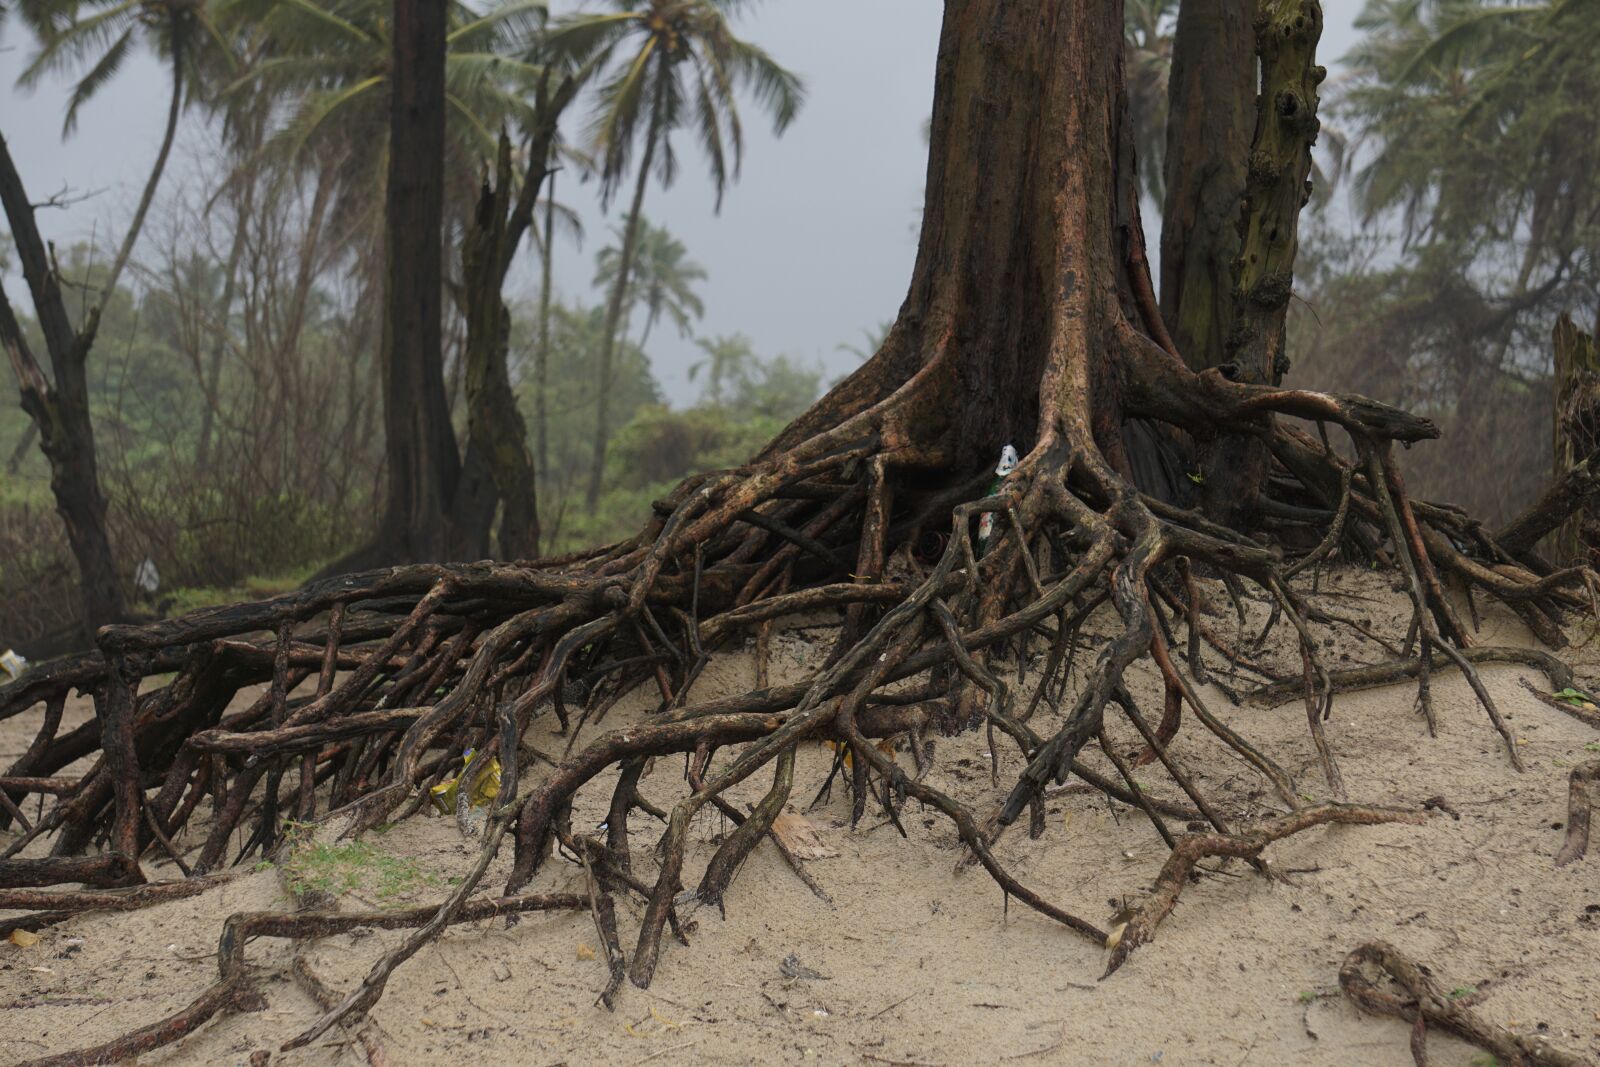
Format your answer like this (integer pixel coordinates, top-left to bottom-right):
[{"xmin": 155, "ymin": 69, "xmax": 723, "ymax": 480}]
[{"xmin": 3, "ymin": 571, "xmax": 1598, "ymax": 1066}]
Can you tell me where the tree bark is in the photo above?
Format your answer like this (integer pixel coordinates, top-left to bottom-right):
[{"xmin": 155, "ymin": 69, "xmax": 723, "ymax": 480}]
[
  {"xmin": 1161, "ymin": 0, "xmax": 1324, "ymax": 529},
  {"xmin": 457, "ymin": 79, "xmax": 578, "ymax": 561},
  {"xmin": 536, "ymin": 168, "xmax": 556, "ymax": 478},
  {"xmin": 1159, "ymin": 0, "xmax": 1256, "ymax": 374},
  {"xmin": 765, "ymin": 0, "xmax": 1149, "ymax": 475},
  {"xmin": 1201, "ymin": 2, "xmax": 1324, "ymax": 528},
  {"xmin": 0, "ymin": 132, "xmax": 126, "ymax": 638},
  {"xmin": 377, "ymin": 0, "xmax": 461, "ymax": 563},
  {"xmin": 459, "ymin": 151, "xmax": 540, "ymax": 561},
  {"xmin": 587, "ymin": 72, "xmax": 665, "ymax": 512}
]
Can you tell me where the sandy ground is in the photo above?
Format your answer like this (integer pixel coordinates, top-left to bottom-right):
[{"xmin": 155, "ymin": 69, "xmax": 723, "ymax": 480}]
[{"xmin": 3, "ymin": 569, "xmax": 1598, "ymax": 1067}]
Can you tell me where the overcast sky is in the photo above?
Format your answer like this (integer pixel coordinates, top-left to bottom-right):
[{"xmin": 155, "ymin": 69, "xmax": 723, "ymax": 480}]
[{"xmin": 0, "ymin": 2, "xmax": 1363, "ymax": 406}]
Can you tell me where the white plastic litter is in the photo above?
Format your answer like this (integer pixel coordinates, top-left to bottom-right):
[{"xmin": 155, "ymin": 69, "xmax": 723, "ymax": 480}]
[
  {"xmin": 0, "ymin": 649, "xmax": 26, "ymax": 681},
  {"xmin": 976, "ymin": 443, "xmax": 1020, "ymax": 549},
  {"xmin": 134, "ymin": 557, "xmax": 160, "ymax": 594}
]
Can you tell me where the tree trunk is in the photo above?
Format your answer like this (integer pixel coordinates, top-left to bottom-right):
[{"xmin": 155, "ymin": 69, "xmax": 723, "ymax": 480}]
[
  {"xmin": 1201, "ymin": 2, "xmax": 1324, "ymax": 529},
  {"xmin": 1159, "ymin": 0, "xmax": 1255, "ymax": 374},
  {"xmin": 377, "ymin": 0, "xmax": 461, "ymax": 562},
  {"xmin": 765, "ymin": 0, "xmax": 1331, "ymax": 562},
  {"xmin": 1160, "ymin": 0, "xmax": 1324, "ymax": 529},
  {"xmin": 765, "ymin": 0, "xmax": 1158, "ymax": 474},
  {"xmin": 587, "ymin": 76, "xmax": 664, "ymax": 512},
  {"xmin": 0, "ymin": 133, "xmax": 126, "ymax": 639},
  {"xmin": 460, "ymin": 138, "xmax": 542, "ymax": 560},
  {"xmin": 536, "ymin": 168, "xmax": 556, "ymax": 478},
  {"xmin": 196, "ymin": 175, "xmax": 253, "ymax": 471},
  {"xmin": 0, "ymin": 31, "xmax": 189, "ymax": 638}
]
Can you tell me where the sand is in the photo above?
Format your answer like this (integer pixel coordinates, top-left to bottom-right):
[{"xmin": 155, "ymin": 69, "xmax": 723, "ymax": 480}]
[{"xmin": 3, "ymin": 570, "xmax": 1598, "ymax": 1066}]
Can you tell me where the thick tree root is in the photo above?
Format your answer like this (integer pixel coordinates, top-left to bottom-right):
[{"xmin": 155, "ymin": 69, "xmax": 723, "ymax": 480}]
[{"xmin": 1339, "ymin": 941, "xmax": 1593, "ymax": 1067}]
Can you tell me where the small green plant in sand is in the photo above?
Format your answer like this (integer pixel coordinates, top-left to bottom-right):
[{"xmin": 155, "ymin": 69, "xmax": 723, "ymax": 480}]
[{"xmin": 274, "ymin": 823, "xmax": 444, "ymax": 905}]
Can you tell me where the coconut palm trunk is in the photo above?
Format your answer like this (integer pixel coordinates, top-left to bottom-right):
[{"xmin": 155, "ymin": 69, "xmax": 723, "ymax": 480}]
[
  {"xmin": 100, "ymin": 31, "xmax": 187, "ymax": 309},
  {"xmin": 196, "ymin": 177, "xmax": 253, "ymax": 471},
  {"xmin": 586, "ymin": 68, "xmax": 665, "ymax": 511},
  {"xmin": 536, "ymin": 167, "xmax": 557, "ymax": 478}
]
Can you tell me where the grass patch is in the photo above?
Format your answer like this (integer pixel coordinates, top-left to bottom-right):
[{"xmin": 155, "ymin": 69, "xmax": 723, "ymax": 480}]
[
  {"xmin": 276, "ymin": 826, "xmax": 446, "ymax": 905},
  {"xmin": 161, "ymin": 562, "xmax": 328, "ymax": 617}
]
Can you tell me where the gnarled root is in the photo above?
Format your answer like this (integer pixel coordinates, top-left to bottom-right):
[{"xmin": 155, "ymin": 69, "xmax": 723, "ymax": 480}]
[
  {"xmin": 2, "ymin": 321, "xmax": 1594, "ymax": 1058},
  {"xmin": 1102, "ymin": 804, "xmax": 1428, "ymax": 978},
  {"xmin": 1339, "ymin": 941, "xmax": 1593, "ymax": 1067}
]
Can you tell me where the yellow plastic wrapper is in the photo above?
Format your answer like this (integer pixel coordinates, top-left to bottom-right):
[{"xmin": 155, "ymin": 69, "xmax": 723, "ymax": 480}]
[{"xmin": 428, "ymin": 750, "xmax": 501, "ymax": 815}]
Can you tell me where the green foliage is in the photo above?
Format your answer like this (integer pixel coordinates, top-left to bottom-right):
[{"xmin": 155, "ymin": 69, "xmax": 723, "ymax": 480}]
[
  {"xmin": 526, "ymin": 297, "xmax": 821, "ymax": 553},
  {"xmin": 607, "ymin": 404, "xmax": 786, "ymax": 490},
  {"xmin": 1290, "ymin": 0, "xmax": 1600, "ymax": 522},
  {"xmin": 219, "ymin": 0, "xmax": 553, "ymax": 244},
  {"xmin": 549, "ymin": 0, "xmax": 806, "ymax": 210},
  {"xmin": 518, "ymin": 298, "xmax": 664, "ymax": 492},
  {"xmin": 595, "ymin": 218, "xmax": 707, "ymax": 346},
  {"xmin": 278, "ymin": 831, "xmax": 445, "ymax": 904}
]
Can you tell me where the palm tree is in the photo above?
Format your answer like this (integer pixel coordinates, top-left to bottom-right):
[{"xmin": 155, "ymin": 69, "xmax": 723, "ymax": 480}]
[
  {"xmin": 219, "ymin": 0, "xmax": 552, "ymax": 249},
  {"xmin": 14, "ymin": 0, "xmax": 235, "ymax": 306},
  {"xmin": 594, "ymin": 218, "xmax": 706, "ymax": 352},
  {"xmin": 549, "ymin": 0, "xmax": 804, "ymax": 509},
  {"xmin": 533, "ymin": 135, "xmax": 590, "ymax": 477},
  {"xmin": 688, "ymin": 332, "xmax": 755, "ymax": 406}
]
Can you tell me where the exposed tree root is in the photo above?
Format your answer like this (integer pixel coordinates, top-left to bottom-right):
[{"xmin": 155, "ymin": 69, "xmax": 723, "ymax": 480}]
[
  {"xmin": 7, "ymin": 3, "xmax": 1600, "ymax": 1055},
  {"xmin": 291, "ymin": 956, "xmax": 390, "ymax": 1067},
  {"xmin": 1102, "ymin": 804, "xmax": 1427, "ymax": 978},
  {"xmin": 13, "ymin": 892, "xmax": 587, "ymax": 1067},
  {"xmin": 1339, "ymin": 941, "xmax": 1593, "ymax": 1067},
  {"xmin": 3, "ymin": 361, "xmax": 1593, "ymax": 1056}
]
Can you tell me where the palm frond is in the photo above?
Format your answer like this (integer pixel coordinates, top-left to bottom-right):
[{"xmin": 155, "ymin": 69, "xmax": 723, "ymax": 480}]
[
  {"xmin": 588, "ymin": 35, "xmax": 659, "ymax": 197},
  {"xmin": 60, "ymin": 24, "xmax": 134, "ymax": 134},
  {"xmin": 16, "ymin": 0, "xmax": 140, "ymax": 91},
  {"xmin": 269, "ymin": 74, "xmax": 384, "ymax": 161},
  {"xmin": 448, "ymin": 0, "xmax": 548, "ymax": 51}
]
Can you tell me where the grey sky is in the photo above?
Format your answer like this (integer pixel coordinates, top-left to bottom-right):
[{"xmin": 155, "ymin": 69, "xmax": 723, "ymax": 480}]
[{"xmin": 0, "ymin": 2, "xmax": 1363, "ymax": 406}]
